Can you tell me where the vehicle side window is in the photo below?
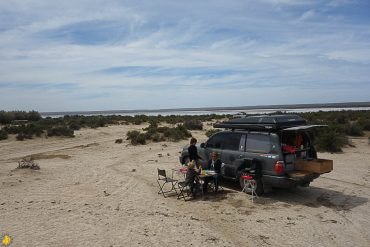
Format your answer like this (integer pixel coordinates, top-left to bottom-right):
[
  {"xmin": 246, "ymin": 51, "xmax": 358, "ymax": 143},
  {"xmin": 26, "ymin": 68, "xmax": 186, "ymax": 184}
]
[
  {"xmin": 206, "ymin": 132, "xmax": 225, "ymax": 149},
  {"xmin": 239, "ymin": 134, "xmax": 246, "ymax": 152},
  {"xmin": 223, "ymin": 132, "xmax": 242, "ymax": 151},
  {"xmin": 246, "ymin": 134, "xmax": 271, "ymax": 153}
]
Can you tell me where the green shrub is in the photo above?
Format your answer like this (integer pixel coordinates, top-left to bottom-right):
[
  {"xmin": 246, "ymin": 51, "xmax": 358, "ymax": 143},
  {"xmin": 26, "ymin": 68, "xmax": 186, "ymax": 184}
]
[
  {"xmin": 345, "ymin": 122, "xmax": 364, "ymax": 136},
  {"xmin": 163, "ymin": 124, "xmax": 192, "ymax": 141},
  {"xmin": 126, "ymin": 131, "xmax": 146, "ymax": 145},
  {"xmin": 359, "ymin": 118, "xmax": 370, "ymax": 131},
  {"xmin": 183, "ymin": 120, "xmax": 203, "ymax": 130},
  {"xmin": 69, "ymin": 122, "xmax": 82, "ymax": 130},
  {"xmin": 151, "ymin": 133, "xmax": 161, "ymax": 142},
  {"xmin": 47, "ymin": 126, "xmax": 74, "ymax": 137},
  {"xmin": 135, "ymin": 133, "xmax": 147, "ymax": 145},
  {"xmin": 115, "ymin": 138, "xmax": 123, "ymax": 144},
  {"xmin": 315, "ymin": 129, "xmax": 348, "ymax": 152},
  {"xmin": 205, "ymin": 129, "xmax": 221, "ymax": 137},
  {"xmin": 126, "ymin": 130, "xmax": 140, "ymax": 140},
  {"xmin": 0, "ymin": 129, "xmax": 8, "ymax": 140}
]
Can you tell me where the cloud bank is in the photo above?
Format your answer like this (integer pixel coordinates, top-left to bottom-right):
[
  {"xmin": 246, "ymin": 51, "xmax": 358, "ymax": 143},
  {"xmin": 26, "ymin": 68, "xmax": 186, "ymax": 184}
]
[{"xmin": 0, "ymin": 0, "xmax": 369, "ymax": 111}]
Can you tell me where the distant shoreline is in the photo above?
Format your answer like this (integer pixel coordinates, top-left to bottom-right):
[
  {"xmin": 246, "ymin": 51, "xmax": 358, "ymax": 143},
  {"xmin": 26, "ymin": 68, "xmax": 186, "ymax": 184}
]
[{"xmin": 41, "ymin": 101, "xmax": 370, "ymax": 117}]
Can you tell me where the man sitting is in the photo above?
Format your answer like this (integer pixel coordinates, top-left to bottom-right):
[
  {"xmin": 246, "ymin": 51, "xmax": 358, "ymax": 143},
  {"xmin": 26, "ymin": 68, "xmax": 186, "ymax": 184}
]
[{"xmin": 203, "ymin": 152, "xmax": 222, "ymax": 193}]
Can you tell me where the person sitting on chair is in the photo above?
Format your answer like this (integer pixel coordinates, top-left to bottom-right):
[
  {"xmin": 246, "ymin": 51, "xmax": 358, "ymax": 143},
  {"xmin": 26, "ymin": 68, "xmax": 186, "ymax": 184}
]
[
  {"xmin": 185, "ymin": 161, "xmax": 200, "ymax": 197},
  {"xmin": 203, "ymin": 152, "xmax": 222, "ymax": 193}
]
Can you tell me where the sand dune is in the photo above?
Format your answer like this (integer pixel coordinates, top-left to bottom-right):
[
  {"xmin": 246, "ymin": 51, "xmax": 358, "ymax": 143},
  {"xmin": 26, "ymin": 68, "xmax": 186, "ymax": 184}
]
[{"xmin": 1, "ymin": 124, "xmax": 369, "ymax": 246}]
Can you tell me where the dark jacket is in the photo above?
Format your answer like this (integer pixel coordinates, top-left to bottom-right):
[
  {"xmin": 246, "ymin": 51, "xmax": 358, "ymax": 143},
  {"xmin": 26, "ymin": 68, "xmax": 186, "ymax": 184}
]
[
  {"xmin": 188, "ymin": 144, "xmax": 201, "ymax": 161},
  {"xmin": 185, "ymin": 168, "xmax": 199, "ymax": 185},
  {"xmin": 206, "ymin": 159, "xmax": 222, "ymax": 174}
]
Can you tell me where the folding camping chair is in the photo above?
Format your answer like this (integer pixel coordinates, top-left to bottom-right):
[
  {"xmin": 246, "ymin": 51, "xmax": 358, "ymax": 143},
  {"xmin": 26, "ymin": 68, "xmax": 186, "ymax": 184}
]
[
  {"xmin": 177, "ymin": 172, "xmax": 201, "ymax": 201},
  {"xmin": 177, "ymin": 181, "xmax": 191, "ymax": 201},
  {"xmin": 157, "ymin": 168, "xmax": 178, "ymax": 197},
  {"xmin": 241, "ymin": 158, "xmax": 262, "ymax": 203},
  {"xmin": 241, "ymin": 175, "xmax": 258, "ymax": 203}
]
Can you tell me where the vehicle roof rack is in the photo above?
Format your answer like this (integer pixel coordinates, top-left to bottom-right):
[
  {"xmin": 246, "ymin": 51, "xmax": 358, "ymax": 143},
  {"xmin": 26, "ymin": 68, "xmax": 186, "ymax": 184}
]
[{"xmin": 213, "ymin": 115, "xmax": 307, "ymax": 131}]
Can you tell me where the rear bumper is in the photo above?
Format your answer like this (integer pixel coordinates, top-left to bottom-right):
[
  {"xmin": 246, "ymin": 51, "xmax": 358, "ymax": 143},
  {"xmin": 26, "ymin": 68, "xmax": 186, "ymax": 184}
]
[{"xmin": 262, "ymin": 173, "xmax": 320, "ymax": 189}]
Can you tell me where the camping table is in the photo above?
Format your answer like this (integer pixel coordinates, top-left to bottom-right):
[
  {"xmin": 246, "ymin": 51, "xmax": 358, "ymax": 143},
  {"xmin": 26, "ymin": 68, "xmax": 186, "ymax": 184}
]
[
  {"xmin": 172, "ymin": 168, "xmax": 218, "ymax": 199},
  {"xmin": 199, "ymin": 170, "xmax": 218, "ymax": 197}
]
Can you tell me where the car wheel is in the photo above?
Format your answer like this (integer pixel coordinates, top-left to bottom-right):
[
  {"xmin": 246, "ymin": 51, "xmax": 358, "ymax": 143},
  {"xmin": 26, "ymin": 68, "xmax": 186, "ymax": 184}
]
[{"xmin": 239, "ymin": 172, "xmax": 264, "ymax": 196}]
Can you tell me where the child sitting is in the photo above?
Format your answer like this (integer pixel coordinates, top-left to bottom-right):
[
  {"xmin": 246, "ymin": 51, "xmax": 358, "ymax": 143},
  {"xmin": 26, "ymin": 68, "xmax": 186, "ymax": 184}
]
[{"xmin": 185, "ymin": 161, "xmax": 200, "ymax": 197}]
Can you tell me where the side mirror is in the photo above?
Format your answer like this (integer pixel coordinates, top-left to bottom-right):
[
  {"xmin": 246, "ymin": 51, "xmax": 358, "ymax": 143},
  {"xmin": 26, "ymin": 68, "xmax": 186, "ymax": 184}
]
[{"xmin": 200, "ymin": 143, "xmax": 205, "ymax": 148}]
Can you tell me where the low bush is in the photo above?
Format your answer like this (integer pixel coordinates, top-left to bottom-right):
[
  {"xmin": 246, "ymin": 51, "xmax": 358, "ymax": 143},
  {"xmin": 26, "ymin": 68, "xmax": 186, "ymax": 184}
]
[
  {"xmin": 126, "ymin": 123, "xmax": 191, "ymax": 145},
  {"xmin": 47, "ymin": 126, "xmax": 74, "ymax": 137},
  {"xmin": 115, "ymin": 138, "xmax": 123, "ymax": 144},
  {"xmin": 0, "ymin": 129, "xmax": 8, "ymax": 140},
  {"xmin": 69, "ymin": 122, "xmax": 82, "ymax": 130},
  {"xmin": 205, "ymin": 129, "xmax": 221, "ymax": 137},
  {"xmin": 126, "ymin": 130, "xmax": 146, "ymax": 145},
  {"xmin": 345, "ymin": 122, "xmax": 364, "ymax": 136},
  {"xmin": 359, "ymin": 118, "xmax": 370, "ymax": 131},
  {"xmin": 183, "ymin": 120, "xmax": 203, "ymax": 130},
  {"xmin": 126, "ymin": 130, "xmax": 140, "ymax": 140},
  {"xmin": 315, "ymin": 129, "xmax": 348, "ymax": 152},
  {"xmin": 163, "ymin": 125, "xmax": 192, "ymax": 141}
]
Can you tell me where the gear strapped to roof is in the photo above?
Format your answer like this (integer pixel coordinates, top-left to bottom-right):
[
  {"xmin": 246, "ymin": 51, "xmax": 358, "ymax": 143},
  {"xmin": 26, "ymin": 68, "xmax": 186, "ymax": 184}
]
[{"xmin": 213, "ymin": 115, "xmax": 312, "ymax": 131}]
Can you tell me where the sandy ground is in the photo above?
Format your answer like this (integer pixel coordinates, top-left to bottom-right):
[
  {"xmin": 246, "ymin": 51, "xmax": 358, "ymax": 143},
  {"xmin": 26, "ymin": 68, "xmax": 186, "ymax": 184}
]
[{"xmin": 0, "ymin": 124, "xmax": 369, "ymax": 247}]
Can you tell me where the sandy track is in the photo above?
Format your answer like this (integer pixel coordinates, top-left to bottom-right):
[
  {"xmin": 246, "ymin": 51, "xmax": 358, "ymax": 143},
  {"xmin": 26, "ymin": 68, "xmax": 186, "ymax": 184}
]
[{"xmin": 0, "ymin": 124, "xmax": 369, "ymax": 246}]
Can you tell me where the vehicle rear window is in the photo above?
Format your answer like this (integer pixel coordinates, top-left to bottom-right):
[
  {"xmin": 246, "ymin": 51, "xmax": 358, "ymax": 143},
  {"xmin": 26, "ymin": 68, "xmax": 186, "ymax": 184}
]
[{"xmin": 246, "ymin": 134, "xmax": 271, "ymax": 153}]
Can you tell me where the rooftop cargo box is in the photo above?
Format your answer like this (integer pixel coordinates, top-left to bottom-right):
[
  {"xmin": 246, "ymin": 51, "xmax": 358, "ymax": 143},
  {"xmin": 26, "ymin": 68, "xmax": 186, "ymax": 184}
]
[{"xmin": 214, "ymin": 115, "xmax": 307, "ymax": 131}]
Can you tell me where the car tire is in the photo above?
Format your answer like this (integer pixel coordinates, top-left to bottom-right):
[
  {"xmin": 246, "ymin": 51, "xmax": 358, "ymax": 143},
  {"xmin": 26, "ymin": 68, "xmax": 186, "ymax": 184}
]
[{"xmin": 239, "ymin": 172, "xmax": 264, "ymax": 196}]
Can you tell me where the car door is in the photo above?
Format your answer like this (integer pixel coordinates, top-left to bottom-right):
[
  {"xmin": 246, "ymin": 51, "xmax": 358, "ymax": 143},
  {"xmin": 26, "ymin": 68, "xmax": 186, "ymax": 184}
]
[{"xmin": 219, "ymin": 132, "xmax": 245, "ymax": 178}]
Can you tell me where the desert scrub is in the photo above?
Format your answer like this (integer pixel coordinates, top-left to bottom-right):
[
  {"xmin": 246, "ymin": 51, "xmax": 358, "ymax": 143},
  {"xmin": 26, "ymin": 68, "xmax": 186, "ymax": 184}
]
[
  {"xmin": 205, "ymin": 129, "xmax": 221, "ymax": 137},
  {"xmin": 345, "ymin": 122, "xmax": 364, "ymax": 136},
  {"xmin": 69, "ymin": 121, "xmax": 82, "ymax": 130},
  {"xmin": 47, "ymin": 126, "xmax": 74, "ymax": 137},
  {"xmin": 126, "ymin": 124, "xmax": 191, "ymax": 145},
  {"xmin": 126, "ymin": 130, "xmax": 147, "ymax": 145},
  {"xmin": 0, "ymin": 129, "xmax": 8, "ymax": 140},
  {"xmin": 183, "ymin": 120, "xmax": 203, "ymax": 130},
  {"xmin": 0, "ymin": 110, "xmax": 41, "ymax": 124},
  {"xmin": 315, "ymin": 129, "xmax": 348, "ymax": 152},
  {"xmin": 115, "ymin": 138, "xmax": 123, "ymax": 143},
  {"xmin": 163, "ymin": 125, "xmax": 192, "ymax": 141}
]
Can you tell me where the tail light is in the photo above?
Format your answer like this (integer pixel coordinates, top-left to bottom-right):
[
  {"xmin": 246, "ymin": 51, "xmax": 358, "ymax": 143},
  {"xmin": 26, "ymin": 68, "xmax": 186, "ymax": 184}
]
[{"xmin": 274, "ymin": 161, "xmax": 285, "ymax": 174}]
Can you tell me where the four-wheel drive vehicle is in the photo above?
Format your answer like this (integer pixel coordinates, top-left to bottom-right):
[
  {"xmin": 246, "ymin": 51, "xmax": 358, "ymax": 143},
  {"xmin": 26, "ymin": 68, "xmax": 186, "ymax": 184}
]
[{"xmin": 179, "ymin": 115, "xmax": 333, "ymax": 195}]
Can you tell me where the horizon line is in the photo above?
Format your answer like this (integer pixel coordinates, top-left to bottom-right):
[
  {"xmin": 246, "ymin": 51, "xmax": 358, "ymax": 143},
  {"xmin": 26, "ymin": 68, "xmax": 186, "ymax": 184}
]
[{"xmin": 41, "ymin": 101, "xmax": 370, "ymax": 116}]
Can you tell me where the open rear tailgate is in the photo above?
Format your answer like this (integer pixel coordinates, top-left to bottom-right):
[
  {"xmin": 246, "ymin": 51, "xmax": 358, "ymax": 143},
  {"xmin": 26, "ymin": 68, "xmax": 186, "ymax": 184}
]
[{"xmin": 282, "ymin": 125, "xmax": 327, "ymax": 132}]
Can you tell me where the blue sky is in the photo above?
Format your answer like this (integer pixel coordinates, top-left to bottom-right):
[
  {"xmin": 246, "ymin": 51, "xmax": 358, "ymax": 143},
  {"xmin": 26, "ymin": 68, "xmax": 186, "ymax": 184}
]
[{"xmin": 0, "ymin": 0, "xmax": 369, "ymax": 111}]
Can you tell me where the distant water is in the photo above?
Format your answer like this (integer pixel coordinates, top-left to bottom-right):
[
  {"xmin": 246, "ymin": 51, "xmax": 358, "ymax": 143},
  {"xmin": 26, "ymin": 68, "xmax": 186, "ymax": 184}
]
[{"xmin": 41, "ymin": 107, "xmax": 370, "ymax": 118}]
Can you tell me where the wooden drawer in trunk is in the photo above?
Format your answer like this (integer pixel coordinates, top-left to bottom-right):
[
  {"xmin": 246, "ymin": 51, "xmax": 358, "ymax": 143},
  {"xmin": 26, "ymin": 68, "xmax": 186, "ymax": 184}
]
[{"xmin": 294, "ymin": 158, "xmax": 333, "ymax": 174}]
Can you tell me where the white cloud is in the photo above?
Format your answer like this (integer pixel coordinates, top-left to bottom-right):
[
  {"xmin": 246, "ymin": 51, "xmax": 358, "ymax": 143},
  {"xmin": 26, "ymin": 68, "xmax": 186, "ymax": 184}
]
[
  {"xmin": 0, "ymin": 0, "xmax": 369, "ymax": 111},
  {"xmin": 299, "ymin": 10, "xmax": 317, "ymax": 21}
]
